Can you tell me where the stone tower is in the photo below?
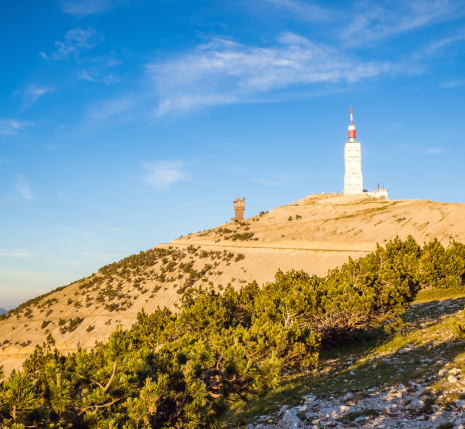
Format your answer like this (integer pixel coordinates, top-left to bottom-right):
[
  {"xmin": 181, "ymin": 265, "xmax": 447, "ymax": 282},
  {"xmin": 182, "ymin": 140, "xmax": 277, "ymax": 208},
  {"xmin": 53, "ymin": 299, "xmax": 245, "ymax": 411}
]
[
  {"xmin": 231, "ymin": 196, "xmax": 245, "ymax": 221},
  {"xmin": 343, "ymin": 106, "xmax": 363, "ymax": 195}
]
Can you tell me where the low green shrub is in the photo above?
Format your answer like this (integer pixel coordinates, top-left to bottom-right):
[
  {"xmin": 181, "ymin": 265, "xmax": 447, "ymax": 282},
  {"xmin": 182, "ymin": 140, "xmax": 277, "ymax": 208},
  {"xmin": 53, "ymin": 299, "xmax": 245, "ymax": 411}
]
[{"xmin": 2, "ymin": 236, "xmax": 464, "ymax": 428}]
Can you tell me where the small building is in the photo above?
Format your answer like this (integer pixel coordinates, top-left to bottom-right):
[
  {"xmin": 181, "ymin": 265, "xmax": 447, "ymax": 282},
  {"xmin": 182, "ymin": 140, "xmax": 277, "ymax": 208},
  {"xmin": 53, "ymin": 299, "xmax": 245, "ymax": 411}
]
[
  {"xmin": 231, "ymin": 196, "xmax": 245, "ymax": 221},
  {"xmin": 367, "ymin": 186, "xmax": 388, "ymax": 200}
]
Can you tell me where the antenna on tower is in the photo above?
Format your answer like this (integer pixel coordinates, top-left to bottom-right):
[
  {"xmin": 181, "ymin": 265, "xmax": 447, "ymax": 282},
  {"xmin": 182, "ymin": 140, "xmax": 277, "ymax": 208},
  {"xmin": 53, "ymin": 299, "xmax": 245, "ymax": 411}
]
[{"xmin": 348, "ymin": 106, "xmax": 356, "ymax": 141}]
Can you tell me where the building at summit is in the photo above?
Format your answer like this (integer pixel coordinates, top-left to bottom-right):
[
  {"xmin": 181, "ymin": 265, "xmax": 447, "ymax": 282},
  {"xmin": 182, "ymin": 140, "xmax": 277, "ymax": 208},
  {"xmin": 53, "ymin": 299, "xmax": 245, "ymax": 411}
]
[{"xmin": 342, "ymin": 107, "xmax": 388, "ymax": 200}]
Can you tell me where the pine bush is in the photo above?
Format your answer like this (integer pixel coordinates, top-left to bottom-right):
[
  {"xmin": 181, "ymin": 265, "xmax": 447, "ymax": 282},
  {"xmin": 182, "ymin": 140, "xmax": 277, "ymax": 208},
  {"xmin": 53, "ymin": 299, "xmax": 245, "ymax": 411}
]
[{"xmin": 3, "ymin": 236, "xmax": 465, "ymax": 428}]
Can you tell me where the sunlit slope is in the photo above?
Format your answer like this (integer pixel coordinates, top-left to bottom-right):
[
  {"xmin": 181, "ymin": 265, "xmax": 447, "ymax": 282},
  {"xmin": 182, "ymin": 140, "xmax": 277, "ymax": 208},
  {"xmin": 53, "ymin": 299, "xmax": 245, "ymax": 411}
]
[
  {"xmin": 172, "ymin": 193, "xmax": 461, "ymax": 251},
  {"xmin": 1, "ymin": 193, "xmax": 463, "ymax": 375}
]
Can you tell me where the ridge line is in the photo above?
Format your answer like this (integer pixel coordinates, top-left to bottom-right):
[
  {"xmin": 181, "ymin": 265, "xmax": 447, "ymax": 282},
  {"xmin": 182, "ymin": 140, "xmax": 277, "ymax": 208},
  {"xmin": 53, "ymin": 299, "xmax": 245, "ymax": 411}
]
[{"xmin": 162, "ymin": 242, "xmax": 373, "ymax": 253}]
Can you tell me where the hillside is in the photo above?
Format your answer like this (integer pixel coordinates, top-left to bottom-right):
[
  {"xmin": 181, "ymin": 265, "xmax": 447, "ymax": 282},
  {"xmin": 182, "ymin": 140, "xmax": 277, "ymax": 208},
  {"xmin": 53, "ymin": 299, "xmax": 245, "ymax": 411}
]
[{"xmin": 1, "ymin": 192, "xmax": 465, "ymax": 375}]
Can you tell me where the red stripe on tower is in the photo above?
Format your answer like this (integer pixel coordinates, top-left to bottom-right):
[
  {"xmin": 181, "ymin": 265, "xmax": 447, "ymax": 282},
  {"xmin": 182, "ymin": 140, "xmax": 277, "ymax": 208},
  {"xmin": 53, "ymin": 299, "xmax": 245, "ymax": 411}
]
[{"xmin": 348, "ymin": 106, "xmax": 356, "ymax": 140}]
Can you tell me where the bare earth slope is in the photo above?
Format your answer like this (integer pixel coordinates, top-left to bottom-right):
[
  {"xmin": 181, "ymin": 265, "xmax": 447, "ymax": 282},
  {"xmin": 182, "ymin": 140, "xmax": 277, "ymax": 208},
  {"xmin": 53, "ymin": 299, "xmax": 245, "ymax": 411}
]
[{"xmin": 1, "ymin": 193, "xmax": 464, "ymax": 375}]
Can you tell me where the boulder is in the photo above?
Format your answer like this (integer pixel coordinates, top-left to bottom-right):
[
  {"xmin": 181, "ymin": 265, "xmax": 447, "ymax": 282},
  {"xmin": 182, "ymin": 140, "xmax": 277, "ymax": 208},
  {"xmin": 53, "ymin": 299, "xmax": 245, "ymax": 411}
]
[
  {"xmin": 448, "ymin": 375, "xmax": 458, "ymax": 384},
  {"xmin": 408, "ymin": 398, "xmax": 425, "ymax": 409},
  {"xmin": 455, "ymin": 400, "xmax": 465, "ymax": 409},
  {"xmin": 277, "ymin": 411, "xmax": 305, "ymax": 429}
]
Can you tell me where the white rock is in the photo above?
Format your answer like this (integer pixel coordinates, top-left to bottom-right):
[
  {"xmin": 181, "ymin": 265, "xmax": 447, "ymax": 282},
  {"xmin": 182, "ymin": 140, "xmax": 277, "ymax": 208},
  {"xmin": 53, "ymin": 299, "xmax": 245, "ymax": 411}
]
[
  {"xmin": 277, "ymin": 411, "xmax": 305, "ymax": 429},
  {"xmin": 430, "ymin": 411, "xmax": 452, "ymax": 424},
  {"xmin": 279, "ymin": 405, "xmax": 289, "ymax": 415},
  {"xmin": 439, "ymin": 369, "xmax": 450, "ymax": 376},
  {"xmin": 416, "ymin": 386, "xmax": 426, "ymax": 395},
  {"xmin": 450, "ymin": 368, "xmax": 462, "ymax": 375},
  {"xmin": 338, "ymin": 405, "xmax": 351, "ymax": 414},
  {"xmin": 456, "ymin": 400, "xmax": 465, "ymax": 409},
  {"xmin": 408, "ymin": 398, "xmax": 425, "ymax": 409},
  {"xmin": 343, "ymin": 392, "xmax": 354, "ymax": 400},
  {"xmin": 297, "ymin": 405, "xmax": 307, "ymax": 412},
  {"xmin": 449, "ymin": 375, "xmax": 459, "ymax": 384},
  {"xmin": 303, "ymin": 395, "xmax": 316, "ymax": 402}
]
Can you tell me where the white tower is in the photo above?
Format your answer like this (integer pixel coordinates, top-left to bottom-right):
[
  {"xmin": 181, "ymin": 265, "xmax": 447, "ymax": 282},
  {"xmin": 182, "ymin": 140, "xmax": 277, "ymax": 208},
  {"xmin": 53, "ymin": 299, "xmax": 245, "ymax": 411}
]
[{"xmin": 343, "ymin": 107, "xmax": 363, "ymax": 195}]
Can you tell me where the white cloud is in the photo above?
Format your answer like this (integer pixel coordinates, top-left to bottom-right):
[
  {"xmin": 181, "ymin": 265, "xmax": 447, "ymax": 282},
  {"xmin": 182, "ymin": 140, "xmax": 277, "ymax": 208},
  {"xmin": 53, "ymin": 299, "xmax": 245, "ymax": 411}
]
[
  {"xmin": 58, "ymin": 0, "xmax": 129, "ymax": 16},
  {"xmin": 0, "ymin": 173, "xmax": 33, "ymax": 205},
  {"xmin": 263, "ymin": 0, "xmax": 334, "ymax": 22},
  {"xmin": 425, "ymin": 31, "xmax": 465, "ymax": 55},
  {"xmin": 426, "ymin": 148, "xmax": 444, "ymax": 154},
  {"xmin": 0, "ymin": 249, "xmax": 34, "ymax": 258},
  {"xmin": 441, "ymin": 79, "xmax": 465, "ymax": 89},
  {"xmin": 147, "ymin": 35, "xmax": 396, "ymax": 116},
  {"xmin": 143, "ymin": 160, "xmax": 185, "ymax": 190},
  {"xmin": 251, "ymin": 178, "xmax": 287, "ymax": 186},
  {"xmin": 40, "ymin": 27, "xmax": 103, "ymax": 60},
  {"xmin": 18, "ymin": 84, "xmax": 54, "ymax": 108},
  {"xmin": 77, "ymin": 70, "xmax": 120, "ymax": 85},
  {"xmin": 341, "ymin": 0, "xmax": 465, "ymax": 45},
  {"xmin": 86, "ymin": 96, "xmax": 136, "ymax": 122},
  {"xmin": 0, "ymin": 119, "xmax": 34, "ymax": 135},
  {"xmin": 59, "ymin": 227, "xmax": 95, "ymax": 236},
  {"xmin": 277, "ymin": 32, "xmax": 312, "ymax": 46},
  {"xmin": 15, "ymin": 174, "xmax": 33, "ymax": 201}
]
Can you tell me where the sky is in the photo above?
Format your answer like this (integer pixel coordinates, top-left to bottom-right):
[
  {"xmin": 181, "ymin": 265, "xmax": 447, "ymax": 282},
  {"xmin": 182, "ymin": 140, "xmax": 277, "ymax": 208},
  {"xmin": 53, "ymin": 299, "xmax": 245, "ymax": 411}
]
[{"xmin": 1, "ymin": 0, "xmax": 465, "ymax": 308}]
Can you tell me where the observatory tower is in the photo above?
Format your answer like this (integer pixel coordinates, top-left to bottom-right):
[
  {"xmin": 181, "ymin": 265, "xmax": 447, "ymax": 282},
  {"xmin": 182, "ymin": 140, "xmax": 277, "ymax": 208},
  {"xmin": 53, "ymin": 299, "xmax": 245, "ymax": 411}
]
[
  {"xmin": 231, "ymin": 196, "xmax": 245, "ymax": 221},
  {"xmin": 343, "ymin": 107, "xmax": 363, "ymax": 195}
]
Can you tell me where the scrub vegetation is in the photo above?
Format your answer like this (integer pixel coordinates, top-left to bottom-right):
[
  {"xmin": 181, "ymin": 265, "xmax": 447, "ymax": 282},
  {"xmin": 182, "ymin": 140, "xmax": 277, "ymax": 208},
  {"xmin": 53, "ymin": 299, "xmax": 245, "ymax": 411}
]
[{"xmin": 2, "ymin": 236, "xmax": 465, "ymax": 428}]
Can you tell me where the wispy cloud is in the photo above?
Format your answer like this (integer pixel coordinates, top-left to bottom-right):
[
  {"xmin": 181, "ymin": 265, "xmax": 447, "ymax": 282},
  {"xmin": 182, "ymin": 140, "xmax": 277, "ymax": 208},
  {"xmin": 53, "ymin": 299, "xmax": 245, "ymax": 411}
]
[
  {"xmin": 17, "ymin": 84, "xmax": 54, "ymax": 108},
  {"xmin": 147, "ymin": 34, "xmax": 396, "ymax": 116},
  {"xmin": 441, "ymin": 79, "xmax": 465, "ymax": 89},
  {"xmin": 143, "ymin": 160, "xmax": 186, "ymax": 190},
  {"xmin": 0, "ymin": 119, "xmax": 34, "ymax": 135},
  {"xmin": 15, "ymin": 174, "xmax": 33, "ymax": 201},
  {"xmin": 342, "ymin": 0, "xmax": 465, "ymax": 46},
  {"xmin": 39, "ymin": 27, "xmax": 103, "ymax": 60},
  {"xmin": 77, "ymin": 70, "xmax": 120, "ymax": 85},
  {"xmin": 59, "ymin": 227, "xmax": 95, "ymax": 236},
  {"xmin": 262, "ymin": 0, "xmax": 334, "ymax": 21},
  {"xmin": 251, "ymin": 178, "xmax": 287, "ymax": 186},
  {"xmin": 0, "ymin": 172, "xmax": 33, "ymax": 205},
  {"xmin": 0, "ymin": 249, "xmax": 34, "ymax": 258},
  {"xmin": 86, "ymin": 95, "xmax": 136, "ymax": 122},
  {"xmin": 426, "ymin": 148, "xmax": 444, "ymax": 154},
  {"xmin": 58, "ymin": 0, "xmax": 130, "ymax": 16},
  {"xmin": 425, "ymin": 31, "xmax": 465, "ymax": 54}
]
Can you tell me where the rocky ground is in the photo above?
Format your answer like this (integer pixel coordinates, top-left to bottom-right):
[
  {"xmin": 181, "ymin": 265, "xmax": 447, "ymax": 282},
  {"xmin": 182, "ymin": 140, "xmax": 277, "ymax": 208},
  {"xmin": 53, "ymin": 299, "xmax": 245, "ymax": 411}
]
[
  {"xmin": 248, "ymin": 379, "xmax": 465, "ymax": 428},
  {"xmin": 227, "ymin": 292, "xmax": 465, "ymax": 429}
]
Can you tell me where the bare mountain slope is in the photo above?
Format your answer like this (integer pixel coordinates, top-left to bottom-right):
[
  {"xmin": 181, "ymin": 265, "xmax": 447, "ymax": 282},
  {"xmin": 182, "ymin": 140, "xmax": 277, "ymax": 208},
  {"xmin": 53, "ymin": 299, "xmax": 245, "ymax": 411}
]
[{"xmin": 1, "ymin": 193, "xmax": 464, "ymax": 375}]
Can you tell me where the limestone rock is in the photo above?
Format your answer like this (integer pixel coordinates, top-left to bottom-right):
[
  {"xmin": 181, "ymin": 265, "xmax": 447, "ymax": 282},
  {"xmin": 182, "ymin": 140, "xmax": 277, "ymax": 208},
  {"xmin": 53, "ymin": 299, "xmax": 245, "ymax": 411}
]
[{"xmin": 277, "ymin": 411, "xmax": 305, "ymax": 429}]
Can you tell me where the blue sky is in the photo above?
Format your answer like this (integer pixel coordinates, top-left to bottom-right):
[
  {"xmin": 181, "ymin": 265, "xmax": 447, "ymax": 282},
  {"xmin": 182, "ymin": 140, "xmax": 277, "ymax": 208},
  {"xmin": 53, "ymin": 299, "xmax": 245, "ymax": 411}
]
[{"xmin": 1, "ymin": 0, "xmax": 465, "ymax": 308}]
